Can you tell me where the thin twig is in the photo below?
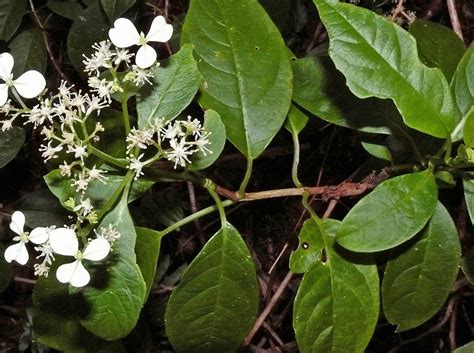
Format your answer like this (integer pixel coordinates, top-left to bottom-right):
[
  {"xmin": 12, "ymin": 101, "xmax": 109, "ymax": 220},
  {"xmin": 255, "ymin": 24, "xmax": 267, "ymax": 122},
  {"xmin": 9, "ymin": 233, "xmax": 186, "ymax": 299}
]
[
  {"xmin": 390, "ymin": 0, "xmax": 406, "ymax": 21},
  {"xmin": 446, "ymin": 0, "xmax": 465, "ymax": 41}
]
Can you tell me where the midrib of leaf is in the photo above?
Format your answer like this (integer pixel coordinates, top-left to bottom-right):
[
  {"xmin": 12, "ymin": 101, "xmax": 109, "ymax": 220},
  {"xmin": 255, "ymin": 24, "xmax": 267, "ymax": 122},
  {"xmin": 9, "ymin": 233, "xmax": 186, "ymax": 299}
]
[
  {"xmin": 213, "ymin": 0, "xmax": 253, "ymax": 159},
  {"xmin": 327, "ymin": 3, "xmax": 451, "ymax": 134}
]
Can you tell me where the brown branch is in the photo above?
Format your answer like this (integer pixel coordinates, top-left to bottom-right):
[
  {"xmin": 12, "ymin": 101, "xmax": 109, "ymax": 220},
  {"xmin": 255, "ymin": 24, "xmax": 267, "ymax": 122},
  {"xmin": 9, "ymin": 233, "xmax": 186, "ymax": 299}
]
[
  {"xmin": 217, "ymin": 169, "xmax": 390, "ymax": 202},
  {"xmin": 446, "ymin": 0, "xmax": 465, "ymax": 41}
]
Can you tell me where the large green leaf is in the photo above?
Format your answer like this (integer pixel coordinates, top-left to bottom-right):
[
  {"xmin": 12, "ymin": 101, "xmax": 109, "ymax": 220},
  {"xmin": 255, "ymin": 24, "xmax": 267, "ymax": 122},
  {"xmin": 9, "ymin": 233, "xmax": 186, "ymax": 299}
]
[
  {"xmin": 135, "ymin": 227, "xmax": 161, "ymax": 299},
  {"xmin": 67, "ymin": 3, "xmax": 109, "ymax": 75},
  {"xmin": 0, "ymin": 127, "xmax": 25, "ymax": 168},
  {"xmin": 409, "ymin": 19, "xmax": 465, "ymax": 80},
  {"xmin": 284, "ymin": 104, "xmax": 309, "ymax": 136},
  {"xmin": 454, "ymin": 342, "xmax": 474, "ymax": 353},
  {"xmin": 100, "ymin": 0, "xmax": 135, "ymax": 21},
  {"xmin": 451, "ymin": 47, "xmax": 474, "ymax": 141},
  {"xmin": 137, "ymin": 44, "xmax": 202, "ymax": 128},
  {"xmin": 289, "ymin": 217, "xmax": 324, "ymax": 274},
  {"xmin": 10, "ymin": 29, "xmax": 47, "ymax": 76},
  {"xmin": 47, "ymin": 0, "xmax": 85, "ymax": 20},
  {"xmin": 337, "ymin": 170, "xmax": 438, "ymax": 252},
  {"xmin": 165, "ymin": 223, "xmax": 259, "ymax": 353},
  {"xmin": 188, "ymin": 110, "xmax": 226, "ymax": 170},
  {"xmin": 181, "ymin": 0, "xmax": 293, "ymax": 159},
  {"xmin": 293, "ymin": 219, "xmax": 379, "ymax": 353},
  {"xmin": 314, "ymin": 0, "xmax": 454, "ymax": 138},
  {"xmin": 382, "ymin": 202, "xmax": 461, "ymax": 331},
  {"xmin": 292, "ymin": 53, "xmax": 402, "ymax": 134},
  {"xmin": 0, "ymin": 0, "xmax": 25, "ymax": 40},
  {"xmin": 78, "ymin": 194, "xmax": 146, "ymax": 340},
  {"xmin": 16, "ymin": 189, "xmax": 68, "ymax": 228},
  {"xmin": 464, "ymin": 109, "xmax": 474, "ymax": 148},
  {"xmin": 463, "ymin": 177, "xmax": 474, "ymax": 225}
]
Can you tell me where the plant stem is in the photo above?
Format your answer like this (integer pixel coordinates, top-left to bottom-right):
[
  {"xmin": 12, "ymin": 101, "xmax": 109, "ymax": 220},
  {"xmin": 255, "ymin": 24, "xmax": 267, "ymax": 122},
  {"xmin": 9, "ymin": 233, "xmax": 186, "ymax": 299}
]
[
  {"xmin": 11, "ymin": 88, "xmax": 28, "ymax": 110},
  {"xmin": 291, "ymin": 131, "xmax": 303, "ymax": 187},
  {"xmin": 207, "ymin": 182, "xmax": 227, "ymax": 225},
  {"xmin": 121, "ymin": 93, "xmax": 131, "ymax": 136},
  {"xmin": 238, "ymin": 157, "xmax": 253, "ymax": 197},
  {"xmin": 89, "ymin": 145, "xmax": 128, "ymax": 169},
  {"xmin": 158, "ymin": 199, "xmax": 235, "ymax": 237}
]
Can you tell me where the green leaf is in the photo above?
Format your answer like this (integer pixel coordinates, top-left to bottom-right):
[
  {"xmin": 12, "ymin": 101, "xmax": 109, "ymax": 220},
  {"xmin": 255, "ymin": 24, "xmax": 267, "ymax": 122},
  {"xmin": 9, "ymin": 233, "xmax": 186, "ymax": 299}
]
[
  {"xmin": 463, "ymin": 108, "xmax": 474, "ymax": 148},
  {"xmin": 450, "ymin": 47, "xmax": 474, "ymax": 141},
  {"xmin": 100, "ymin": 0, "xmax": 135, "ymax": 21},
  {"xmin": 314, "ymin": 0, "xmax": 455, "ymax": 138},
  {"xmin": 284, "ymin": 104, "xmax": 309, "ymax": 135},
  {"xmin": 15, "ymin": 189, "xmax": 68, "ymax": 228},
  {"xmin": 181, "ymin": 0, "xmax": 293, "ymax": 159},
  {"xmin": 463, "ymin": 177, "xmax": 474, "ymax": 225},
  {"xmin": 188, "ymin": 110, "xmax": 226, "ymax": 170},
  {"xmin": 0, "ymin": 127, "xmax": 25, "ymax": 168},
  {"xmin": 289, "ymin": 217, "xmax": 325, "ymax": 274},
  {"xmin": 135, "ymin": 227, "xmax": 161, "ymax": 299},
  {"xmin": 409, "ymin": 19, "xmax": 465, "ymax": 80},
  {"xmin": 137, "ymin": 44, "xmax": 202, "ymax": 128},
  {"xmin": 293, "ymin": 219, "xmax": 379, "ymax": 353},
  {"xmin": 382, "ymin": 202, "xmax": 461, "ymax": 331},
  {"xmin": 44, "ymin": 169, "xmax": 154, "ymax": 209},
  {"xmin": 78, "ymin": 194, "xmax": 146, "ymax": 340},
  {"xmin": 461, "ymin": 247, "xmax": 474, "ymax": 285},
  {"xmin": 337, "ymin": 170, "xmax": 438, "ymax": 252},
  {"xmin": 47, "ymin": 0, "xmax": 85, "ymax": 20},
  {"xmin": 0, "ymin": 0, "xmax": 26, "ymax": 40},
  {"xmin": 361, "ymin": 141, "xmax": 392, "ymax": 162},
  {"xmin": 454, "ymin": 341, "xmax": 474, "ymax": 353},
  {"xmin": 67, "ymin": 3, "xmax": 109, "ymax": 75},
  {"xmin": 0, "ymin": 244, "xmax": 11, "ymax": 293},
  {"xmin": 165, "ymin": 223, "xmax": 259, "ymax": 353},
  {"xmin": 10, "ymin": 29, "xmax": 47, "ymax": 76},
  {"xmin": 292, "ymin": 53, "xmax": 402, "ymax": 134}
]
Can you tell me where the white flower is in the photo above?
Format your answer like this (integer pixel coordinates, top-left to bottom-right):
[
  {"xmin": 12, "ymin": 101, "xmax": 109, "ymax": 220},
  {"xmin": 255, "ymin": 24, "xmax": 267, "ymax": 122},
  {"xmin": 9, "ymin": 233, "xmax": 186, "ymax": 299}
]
[
  {"xmin": 0, "ymin": 53, "xmax": 46, "ymax": 105},
  {"xmin": 4, "ymin": 211, "xmax": 49, "ymax": 265},
  {"xmin": 108, "ymin": 16, "xmax": 173, "ymax": 69},
  {"xmin": 166, "ymin": 138, "xmax": 193, "ymax": 168},
  {"xmin": 128, "ymin": 153, "xmax": 146, "ymax": 179},
  {"xmin": 49, "ymin": 228, "xmax": 110, "ymax": 287}
]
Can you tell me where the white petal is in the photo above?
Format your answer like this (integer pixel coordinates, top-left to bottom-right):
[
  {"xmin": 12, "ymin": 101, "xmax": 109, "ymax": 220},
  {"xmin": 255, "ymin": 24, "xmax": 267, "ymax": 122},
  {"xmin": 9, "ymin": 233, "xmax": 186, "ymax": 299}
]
[
  {"xmin": 29, "ymin": 227, "xmax": 49, "ymax": 244},
  {"xmin": 83, "ymin": 238, "xmax": 110, "ymax": 261},
  {"xmin": 146, "ymin": 16, "xmax": 173, "ymax": 42},
  {"xmin": 10, "ymin": 211, "xmax": 25, "ymax": 235},
  {"xmin": 13, "ymin": 70, "xmax": 46, "ymax": 99},
  {"xmin": 0, "ymin": 84, "xmax": 8, "ymax": 106},
  {"xmin": 4, "ymin": 242, "xmax": 28, "ymax": 265},
  {"xmin": 49, "ymin": 228, "xmax": 78, "ymax": 256},
  {"xmin": 56, "ymin": 260, "xmax": 90, "ymax": 287},
  {"xmin": 0, "ymin": 52, "xmax": 13, "ymax": 78},
  {"xmin": 108, "ymin": 18, "xmax": 140, "ymax": 48},
  {"xmin": 135, "ymin": 44, "xmax": 157, "ymax": 69}
]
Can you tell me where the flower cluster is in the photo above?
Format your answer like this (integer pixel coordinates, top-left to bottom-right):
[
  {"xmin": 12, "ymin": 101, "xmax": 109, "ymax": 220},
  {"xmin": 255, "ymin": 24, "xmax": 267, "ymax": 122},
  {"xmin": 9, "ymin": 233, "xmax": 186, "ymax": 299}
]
[
  {"xmin": 126, "ymin": 116, "xmax": 212, "ymax": 179},
  {"xmin": 4, "ymin": 211, "xmax": 117, "ymax": 287}
]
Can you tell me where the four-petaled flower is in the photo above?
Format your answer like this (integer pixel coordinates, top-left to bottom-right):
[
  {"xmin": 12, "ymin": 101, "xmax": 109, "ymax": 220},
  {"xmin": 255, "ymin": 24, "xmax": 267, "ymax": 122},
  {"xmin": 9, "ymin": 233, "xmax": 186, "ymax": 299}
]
[
  {"xmin": 0, "ymin": 53, "xmax": 46, "ymax": 106},
  {"xmin": 108, "ymin": 16, "xmax": 173, "ymax": 69},
  {"xmin": 49, "ymin": 228, "xmax": 110, "ymax": 287},
  {"xmin": 4, "ymin": 211, "xmax": 49, "ymax": 265}
]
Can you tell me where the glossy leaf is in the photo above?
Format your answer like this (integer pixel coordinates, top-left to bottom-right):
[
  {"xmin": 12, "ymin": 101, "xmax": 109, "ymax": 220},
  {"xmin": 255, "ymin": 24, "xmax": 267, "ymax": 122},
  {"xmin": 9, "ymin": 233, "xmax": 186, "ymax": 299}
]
[
  {"xmin": 10, "ymin": 29, "xmax": 47, "ymax": 76},
  {"xmin": 293, "ymin": 219, "xmax": 379, "ymax": 353},
  {"xmin": 100, "ymin": 0, "xmax": 135, "ymax": 21},
  {"xmin": 451, "ymin": 47, "xmax": 474, "ymax": 141},
  {"xmin": 135, "ymin": 227, "xmax": 161, "ymax": 298},
  {"xmin": 188, "ymin": 110, "xmax": 226, "ymax": 170},
  {"xmin": 16, "ymin": 189, "xmax": 68, "ymax": 228},
  {"xmin": 454, "ymin": 342, "xmax": 474, "ymax": 353},
  {"xmin": 461, "ymin": 248, "xmax": 474, "ymax": 285},
  {"xmin": 361, "ymin": 141, "xmax": 392, "ymax": 162},
  {"xmin": 409, "ymin": 19, "xmax": 465, "ymax": 80},
  {"xmin": 181, "ymin": 0, "xmax": 293, "ymax": 158},
  {"xmin": 47, "ymin": 0, "xmax": 85, "ymax": 20},
  {"xmin": 337, "ymin": 170, "xmax": 438, "ymax": 252},
  {"xmin": 382, "ymin": 202, "xmax": 461, "ymax": 331},
  {"xmin": 0, "ymin": 0, "xmax": 25, "ymax": 40},
  {"xmin": 463, "ymin": 177, "xmax": 474, "ymax": 224},
  {"xmin": 67, "ymin": 3, "xmax": 109, "ymax": 75},
  {"xmin": 0, "ymin": 127, "xmax": 25, "ymax": 168},
  {"xmin": 292, "ymin": 53, "xmax": 402, "ymax": 134},
  {"xmin": 314, "ymin": 0, "xmax": 455, "ymax": 138},
  {"xmin": 463, "ymin": 108, "xmax": 474, "ymax": 148},
  {"xmin": 284, "ymin": 104, "xmax": 309, "ymax": 135},
  {"xmin": 165, "ymin": 223, "xmax": 259, "ymax": 353},
  {"xmin": 78, "ymin": 194, "xmax": 147, "ymax": 340},
  {"xmin": 289, "ymin": 217, "xmax": 325, "ymax": 274},
  {"xmin": 137, "ymin": 44, "xmax": 202, "ymax": 128}
]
